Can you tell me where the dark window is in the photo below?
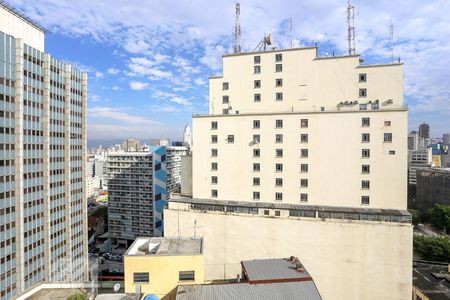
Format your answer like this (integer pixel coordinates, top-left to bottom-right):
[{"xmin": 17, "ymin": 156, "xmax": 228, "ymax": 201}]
[
  {"xmin": 362, "ymin": 118, "xmax": 370, "ymax": 127},
  {"xmin": 276, "ymin": 119, "xmax": 283, "ymax": 128},
  {"xmin": 359, "ymin": 88, "xmax": 367, "ymax": 97},
  {"xmin": 301, "ymin": 119, "xmax": 308, "ymax": 128},
  {"xmin": 179, "ymin": 271, "xmax": 195, "ymax": 281},
  {"xmin": 254, "ymin": 94, "xmax": 261, "ymax": 102},
  {"xmin": 275, "ymin": 54, "xmax": 282, "ymax": 62},
  {"xmin": 361, "ymin": 196, "xmax": 370, "ymax": 205},
  {"xmin": 359, "ymin": 73, "xmax": 367, "ymax": 82},
  {"xmin": 275, "ymin": 192, "xmax": 283, "ymax": 201},
  {"xmin": 253, "ymin": 177, "xmax": 260, "ymax": 186},
  {"xmin": 276, "ymin": 92, "xmax": 283, "ymax": 101},
  {"xmin": 211, "ymin": 190, "xmax": 218, "ymax": 198},
  {"xmin": 253, "ymin": 149, "xmax": 260, "ymax": 157},
  {"xmin": 301, "ymin": 149, "xmax": 308, "ymax": 158},
  {"xmin": 211, "ymin": 176, "xmax": 218, "ymax": 184},
  {"xmin": 301, "ymin": 179, "xmax": 308, "ymax": 188},
  {"xmin": 133, "ymin": 272, "xmax": 149, "ymax": 283},
  {"xmin": 222, "ymin": 95, "xmax": 229, "ymax": 104},
  {"xmin": 301, "ymin": 134, "xmax": 308, "ymax": 143},
  {"xmin": 300, "ymin": 164, "xmax": 308, "ymax": 173},
  {"xmin": 211, "ymin": 121, "xmax": 218, "ymax": 129},
  {"xmin": 362, "ymin": 149, "xmax": 370, "ymax": 158},
  {"xmin": 384, "ymin": 133, "xmax": 393, "ymax": 142},
  {"xmin": 222, "ymin": 82, "xmax": 229, "ymax": 90},
  {"xmin": 300, "ymin": 193, "xmax": 308, "ymax": 202},
  {"xmin": 362, "ymin": 180, "xmax": 370, "ymax": 189},
  {"xmin": 362, "ymin": 165, "xmax": 370, "ymax": 174},
  {"xmin": 254, "ymin": 80, "xmax": 261, "ymax": 88},
  {"xmin": 253, "ymin": 120, "xmax": 260, "ymax": 128},
  {"xmin": 362, "ymin": 133, "xmax": 370, "ymax": 142},
  {"xmin": 276, "ymin": 78, "xmax": 283, "ymax": 87},
  {"xmin": 254, "ymin": 66, "xmax": 261, "ymax": 74},
  {"xmin": 253, "ymin": 192, "xmax": 260, "ymax": 200},
  {"xmin": 254, "ymin": 56, "xmax": 261, "ymax": 64},
  {"xmin": 227, "ymin": 135, "xmax": 234, "ymax": 143},
  {"xmin": 276, "ymin": 64, "xmax": 282, "ymax": 72}
]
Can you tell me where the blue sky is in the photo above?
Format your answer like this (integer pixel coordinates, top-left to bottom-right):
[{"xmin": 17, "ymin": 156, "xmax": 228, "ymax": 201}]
[{"xmin": 9, "ymin": 0, "xmax": 450, "ymax": 146}]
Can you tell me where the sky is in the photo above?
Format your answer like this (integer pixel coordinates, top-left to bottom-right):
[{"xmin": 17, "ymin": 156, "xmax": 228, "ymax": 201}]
[{"xmin": 8, "ymin": 0, "xmax": 450, "ymax": 146}]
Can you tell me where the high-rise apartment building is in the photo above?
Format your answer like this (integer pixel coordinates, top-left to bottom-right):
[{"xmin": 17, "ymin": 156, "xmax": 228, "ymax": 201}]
[
  {"xmin": 107, "ymin": 146, "xmax": 188, "ymax": 246},
  {"xmin": 165, "ymin": 46, "xmax": 412, "ymax": 299},
  {"xmin": 0, "ymin": 3, "xmax": 87, "ymax": 299},
  {"xmin": 443, "ymin": 133, "xmax": 450, "ymax": 145},
  {"xmin": 419, "ymin": 122, "xmax": 430, "ymax": 139}
]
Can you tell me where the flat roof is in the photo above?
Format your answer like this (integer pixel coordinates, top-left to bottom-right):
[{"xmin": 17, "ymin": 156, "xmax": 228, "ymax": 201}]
[
  {"xmin": 222, "ymin": 46, "xmax": 317, "ymax": 58},
  {"xmin": 125, "ymin": 237, "xmax": 203, "ymax": 256},
  {"xmin": 413, "ymin": 261, "xmax": 450, "ymax": 300},
  {"xmin": 176, "ymin": 281, "xmax": 322, "ymax": 300},
  {"xmin": 0, "ymin": 1, "xmax": 46, "ymax": 32},
  {"xmin": 242, "ymin": 258, "xmax": 311, "ymax": 283}
]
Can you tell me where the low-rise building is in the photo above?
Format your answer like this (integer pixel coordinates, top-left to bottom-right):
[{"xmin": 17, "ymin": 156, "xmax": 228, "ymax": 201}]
[
  {"xmin": 416, "ymin": 168, "xmax": 450, "ymax": 209},
  {"xmin": 413, "ymin": 261, "xmax": 450, "ymax": 300}
]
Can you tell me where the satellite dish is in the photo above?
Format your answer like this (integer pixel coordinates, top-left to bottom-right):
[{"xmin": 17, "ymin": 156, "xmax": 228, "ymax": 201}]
[
  {"xmin": 114, "ymin": 283, "xmax": 121, "ymax": 293},
  {"xmin": 264, "ymin": 34, "xmax": 272, "ymax": 45}
]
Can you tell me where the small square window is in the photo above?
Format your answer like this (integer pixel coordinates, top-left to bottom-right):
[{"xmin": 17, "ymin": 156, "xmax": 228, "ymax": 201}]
[
  {"xmin": 222, "ymin": 109, "xmax": 229, "ymax": 114},
  {"xmin": 254, "ymin": 65, "xmax": 261, "ymax": 74},
  {"xmin": 359, "ymin": 88, "xmax": 367, "ymax": 98},
  {"xmin": 253, "ymin": 163, "xmax": 260, "ymax": 172},
  {"xmin": 253, "ymin": 177, "xmax": 260, "ymax": 186},
  {"xmin": 179, "ymin": 271, "xmax": 195, "ymax": 281},
  {"xmin": 275, "ymin": 164, "xmax": 283, "ymax": 172},
  {"xmin": 300, "ymin": 164, "xmax": 308, "ymax": 173},
  {"xmin": 254, "ymin": 94, "xmax": 261, "ymax": 102},
  {"xmin": 211, "ymin": 189, "xmax": 218, "ymax": 198},
  {"xmin": 222, "ymin": 82, "xmax": 229, "ymax": 90},
  {"xmin": 389, "ymin": 150, "xmax": 396, "ymax": 155},
  {"xmin": 253, "ymin": 120, "xmax": 260, "ymax": 129},
  {"xmin": 211, "ymin": 121, "xmax": 218, "ymax": 130},
  {"xmin": 211, "ymin": 162, "xmax": 218, "ymax": 171},
  {"xmin": 301, "ymin": 179, "xmax": 308, "ymax": 188},
  {"xmin": 276, "ymin": 78, "xmax": 283, "ymax": 87},
  {"xmin": 301, "ymin": 149, "xmax": 308, "ymax": 158},
  {"xmin": 275, "ymin": 53, "xmax": 282, "ymax": 62},
  {"xmin": 362, "ymin": 117, "xmax": 370, "ymax": 127},
  {"xmin": 301, "ymin": 119, "xmax": 308, "ymax": 128},
  {"xmin": 275, "ymin": 134, "xmax": 283, "ymax": 143},
  {"xmin": 276, "ymin": 92, "xmax": 283, "ymax": 101},
  {"xmin": 253, "ymin": 191, "xmax": 260, "ymax": 200},
  {"xmin": 361, "ymin": 196, "xmax": 370, "ymax": 205},
  {"xmin": 362, "ymin": 133, "xmax": 370, "ymax": 142},
  {"xmin": 253, "ymin": 134, "xmax": 260, "ymax": 143},
  {"xmin": 275, "ymin": 192, "xmax": 283, "ymax": 201},
  {"xmin": 222, "ymin": 95, "xmax": 229, "ymax": 104},
  {"xmin": 384, "ymin": 121, "xmax": 391, "ymax": 127},
  {"xmin": 384, "ymin": 133, "xmax": 392, "ymax": 142},
  {"xmin": 362, "ymin": 149, "xmax": 370, "ymax": 158},
  {"xmin": 359, "ymin": 73, "xmax": 367, "ymax": 82},
  {"xmin": 211, "ymin": 149, "xmax": 218, "ymax": 157},
  {"xmin": 320, "ymin": 106, "xmax": 325, "ymax": 111},
  {"xmin": 253, "ymin": 149, "xmax": 260, "ymax": 157},
  {"xmin": 275, "ymin": 178, "xmax": 283, "ymax": 187},
  {"xmin": 211, "ymin": 176, "xmax": 218, "ymax": 184},
  {"xmin": 276, "ymin": 64, "xmax": 282, "ymax": 72},
  {"xmin": 254, "ymin": 56, "xmax": 261, "ymax": 64},
  {"xmin": 264, "ymin": 209, "xmax": 270, "ymax": 216},
  {"xmin": 133, "ymin": 272, "xmax": 149, "ymax": 283},
  {"xmin": 362, "ymin": 180, "xmax": 370, "ymax": 189},
  {"xmin": 275, "ymin": 210, "xmax": 281, "ymax": 217},
  {"xmin": 276, "ymin": 119, "xmax": 283, "ymax": 128},
  {"xmin": 371, "ymin": 103, "xmax": 379, "ymax": 110},
  {"xmin": 300, "ymin": 134, "xmax": 308, "ymax": 143},
  {"xmin": 276, "ymin": 149, "xmax": 283, "ymax": 157},
  {"xmin": 227, "ymin": 135, "xmax": 234, "ymax": 143},
  {"xmin": 359, "ymin": 104, "xmax": 367, "ymax": 110},
  {"xmin": 300, "ymin": 193, "xmax": 308, "ymax": 202},
  {"xmin": 254, "ymin": 80, "xmax": 261, "ymax": 88},
  {"xmin": 211, "ymin": 135, "xmax": 218, "ymax": 143},
  {"xmin": 362, "ymin": 164, "xmax": 370, "ymax": 174}
]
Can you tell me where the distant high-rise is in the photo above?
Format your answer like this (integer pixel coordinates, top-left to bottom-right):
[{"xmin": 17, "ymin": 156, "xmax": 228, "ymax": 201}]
[
  {"xmin": 419, "ymin": 122, "xmax": 430, "ymax": 139},
  {"xmin": 443, "ymin": 133, "xmax": 450, "ymax": 145},
  {"xmin": 0, "ymin": 3, "xmax": 88, "ymax": 299}
]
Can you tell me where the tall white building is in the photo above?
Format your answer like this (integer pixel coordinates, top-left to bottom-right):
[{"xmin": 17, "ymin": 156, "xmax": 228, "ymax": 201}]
[
  {"xmin": 165, "ymin": 46, "xmax": 412, "ymax": 299},
  {"xmin": 0, "ymin": 3, "xmax": 88, "ymax": 299}
]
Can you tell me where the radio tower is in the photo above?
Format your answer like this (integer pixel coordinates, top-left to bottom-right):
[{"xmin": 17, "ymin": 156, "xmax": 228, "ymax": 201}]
[
  {"xmin": 233, "ymin": 2, "xmax": 242, "ymax": 53},
  {"xmin": 389, "ymin": 18, "xmax": 394, "ymax": 62},
  {"xmin": 347, "ymin": 1, "xmax": 355, "ymax": 55}
]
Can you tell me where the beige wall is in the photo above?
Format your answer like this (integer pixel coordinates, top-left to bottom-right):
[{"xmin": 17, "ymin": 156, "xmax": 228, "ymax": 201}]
[
  {"xmin": 210, "ymin": 48, "xmax": 403, "ymax": 115},
  {"xmin": 193, "ymin": 110, "xmax": 408, "ymax": 210},
  {"xmin": 164, "ymin": 205, "xmax": 413, "ymax": 300},
  {"xmin": 0, "ymin": 5, "xmax": 45, "ymax": 51}
]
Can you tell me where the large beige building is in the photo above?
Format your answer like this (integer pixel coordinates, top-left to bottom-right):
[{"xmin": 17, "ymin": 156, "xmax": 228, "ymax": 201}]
[{"xmin": 165, "ymin": 46, "xmax": 412, "ymax": 299}]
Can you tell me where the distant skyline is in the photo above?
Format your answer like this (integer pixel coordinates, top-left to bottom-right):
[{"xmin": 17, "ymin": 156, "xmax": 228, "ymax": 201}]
[{"xmin": 8, "ymin": 0, "xmax": 450, "ymax": 145}]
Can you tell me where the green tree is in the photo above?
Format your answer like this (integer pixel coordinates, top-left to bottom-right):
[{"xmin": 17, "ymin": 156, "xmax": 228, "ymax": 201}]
[
  {"xmin": 414, "ymin": 235, "xmax": 450, "ymax": 262},
  {"xmin": 67, "ymin": 293, "xmax": 86, "ymax": 300},
  {"xmin": 429, "ymin": 204, "xmax": 450, "ymax": 233}
]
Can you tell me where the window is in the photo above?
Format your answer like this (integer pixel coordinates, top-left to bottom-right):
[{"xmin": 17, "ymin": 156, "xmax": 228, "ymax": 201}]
[
  {"xmin": 211, "ymin": 190, "xmax": 218, "ymax": 198},
  {"xmin": 275, "ymin": 178, "xmax": 283, "ymax": 187},
  {"xmin": 211, "ymin": 121, "xmax": 218, "ymax": 129},
  {"xmin": 254, "ymin": 94, "xmax": 261, "ymax": 102},
  {"xmin": 320, "ymin": 106, "xmax": 325, "ymax": 111},
  {"xmin": 253, "ymin": 191, "xmax": 260, "ymax": 200},
  {"xmin": 211, "ymin": 135, "xmax": 218, "ymax": 143},
  {"xmin": 384, "ymin": 133, "xmax": 392, "ymax": 142},
  {"xmin": 275, "ymin": 210, "xmax": 281, "ymax": 217},
  {"xmin": 362, "ymin": 133, "xmax": 370, "ymax": 142},
  {"xmin": 301, "ymin": 179, "xmax": 308, "ymax": 188},
  {"xmin": 253, "ymin": 120, "xmax": 260, "ymax": 129},
  {"xmin": 362, "ymin": 164, "xmax": 370, "ymax": 174},
  {"xmin": 276, "ymin": 64, "xmax": 282, "ymax": 72},
  {"xmin": 222, "ymin": 95, "xmax": 229, "ymax": 104},
  {"xmin": 253, "ymin": 163, "xmax": 260, "ymax": 172},
  {"xmin": 179, "ymin": 271, "xmax": 195, "ymax": 281},
  {"xmin": 276, "ymin": 92, "xmax": 283, "ymax": 101},
  {"xmin": 133, "ymin": 272, "xmax": 149, "ymax": 283},
  {"xmin": 359, "ymin": 73, "xmax": 367, "ymax": 82},
  {"xmin": 222, "ymin": 82, "xmax": 229, "ymax": 90},
  {"xmin": 276, "ymin": 119, "xmax": 283, "ymax": 128},
  {"xmin": 275, "ymin": 53, "xmax": 282, "ymax": 62},
  {"xmin": 300, "ymin": 193, "xmax": 308, "ymax": 202},
  {"xmin": 301, "ymin": 119, "xmax": 308, "ymax": 128},
  {"xmin": 211, "ymin": 149, "xmax": 218, "ymax": 157},
  {"xmin": 384, "ymin": 121, "xmax": 391, "ymax": 127},
  {"xmin": 359, "ymin": 88, "xmax": 367, "ymax": 97},
  {"xmin": 389, "ymin": 150, "xmax": 396, "ymax": 155},
  {"xmin": 253, "ymin": 134, "xmax": 260, "ymax": 143},
  {"xmin": 227, "ymin": 135, "xmax": 234, "ymax": 143},
  {"xmin": 362, "ymin": 149, "xmax": 370, "ymax": 158},
  {"xmin": 301, "ymin": 149, "xmax": 308, "ymax": 158},
  {"xmin": 361, "ymin": 196, "xmax": 370, "ymax": 205},
  {"xmin": 211, "ymin": 162, "xmax": 218, "ymax": 171},
  {"xmin": 362, "ymin": 180, "xmax": 370, "ymax": 189},
  {"xmin": 300, "ymin": 164, "xmax": 308, "ymax": 173},
  {"xmin": 275, "ymin": 192, "xmax": 283, "ymax": 201},
  {"xmin": 222, "ymin": 109, "xmax": 229, "ymax": 114},
  {"xmin": 371, "ymin": 103, "xmax": 379, "ymax": 110},
  {"xmin": 275, "ymin": 164, "xmax": 283, "ymax": 172},
  {"xmin": 276, "ymin": 149, "xmax": 283, "ymax": 157},
  {"xmin": 264, "ymin": 209, "xmax": 270, "ymax": 216},
  {"xmin": 254, "ymin": 65, "xmax": 261, "ymax": 74},
  {"xmin": 275, "ymin": 78, "xmax": 283, "ymax": 87},
  {"xmin": 275, "ymin": 134, "xmax": 283, "ymax": 143},
  {"xmin": 300, "ymin": 134, "xmax": 308, "ymax": 143},
  {"xmin": 253, "ymin": 149, "xmax": 260, "ymax": 157},
  {"xmin": 362, "ymin": 117, "xmax": 370, "ymax": 127},
  {"xmin": 254, "ymin": 55, "xmax": 261, "ymax": 64},
  {"xmin": 211, "ymin": 176, "xmax": 218, "ymax": 184},
  {"xmin": 254, "ymin": 80, "xmax": 261, "ymax": 88},
  {"xmin": 253, "ymin": 177, "xmax": 260, "ymax": 186},
  {"xmin": 359, "ymin": 104, "xmax": 367, "ymax": 110}
]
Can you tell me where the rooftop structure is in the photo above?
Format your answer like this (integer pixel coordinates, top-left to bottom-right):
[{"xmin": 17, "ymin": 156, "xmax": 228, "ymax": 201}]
[
  {"xmin": 125, "ymin": 237, "xmax": 203, "ymax": 256},
  {"xmin": 413, "ymin": 261, "xmax": 450, "ymax": 300},
  {"xmin": 242, "ymin": 257, "xmax": 312, "ymax": 283}
]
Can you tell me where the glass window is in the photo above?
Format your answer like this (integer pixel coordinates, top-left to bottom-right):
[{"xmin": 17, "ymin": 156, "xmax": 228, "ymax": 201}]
[
  {"xmin": 253, "ymin": 120, "xmax": 260, "ymax": 129},
  {"xmin": 362, "ymin": 133, "xmax": 370, "ymax": 142},
  {"xmin": 222, "ymin": 82, "xmax": 229, "ymax": 90},
  {"xmin": 301, "ymin": 149, "xmax": 308, "ymax": 158},
  {"xmin": 254, "ymin": 65, "xmax": 261, "ymax": 74},
  {"xmin": 359, "ymin": 104, "xmax": 367, "ymax": 110},
  {"xmin": 211, "ymin": 176, "xmax": 218, "ymax": 184},
  {"xmin": 276, "ymin": 119, "xmax": 283, "ymax": 128},
  {"xmin": 276, "ymin": 92, "xmax": 283, "ymax": 101},
  {"xmin": 300, "ymin": 193, "xmax": 308, "ymax": 202},
  {"xmin": 276, "ymin": 64, "xmax": 282, "ymax": 72},
  {"xmin": 384, "ymin": 121, "xmax": 391, "ymax": 126},
  {"xmin": 211, "ymin": 135, "xmax": 217, "ymax": 143},
  {"xmin": 300, "ymin": 134, "xmax": 308, "ymax": 143},
  {"xmin": 275, "ymin": 192, "xmax": 283, "ymax": 201},
  {"xmin": 301, "ymin": 119, "xmax": 308, "ymax": 128},
  {"xmin": 211, "ymin": 162, "xmax": 218, "ymax": 171},
  {"xmin": 276, "ymin": 78, "xmax": 283, "ymax": 87},
  {"xmin": 362, "ymin": 118, "xmax": 370, "ymax": 127},
  {"xmin": 275, "ymin": 134, "xmax": 283, "ymax": 143},
  {"xmin": 362, "ymin": 180, "xmax": 370, "ymax": 189},
  {"xmin": 275, "ymin": 164, "xmax": 283, "ymax": 172},
  {"xmin": 275, "ymin": 178, "xmax": 283, "ymax": 187},
  {"xmin": 211, "ymin": 190, "xmax": 218, "ymax": 198},
  {"xmin": 362, "ymin": 164, "xmax": 370, "ymax": 174},
  {"xmin": 133, "ymin": 272, "xmax": 149, "ymax": 283},
  {"xmin": 253, "ymin": 177, "xmax": 260, "ymax": 186},
  {"xmin": 253, "ymin": 149, "xmax": 260, "ymax": 157},
  {"xmin": 371, "ymin": 103, "xmax": 379, "ymax": 110},
  {"xmin": 253, "ymin": 134, "xmax": 260, "ymax": 143},
  {"xmin": 253, "ymin": 191, "xmax": 260, "ymax": 200},
  {"xmin": 384, "ymin": 133, "xmax": 393, "ymax": 142},
  {"xmin": 275, "ymin": 210, "xmax": 281, "ymax": 216},
  {"xmin": 222, "ymin": 109, "xmax": 229, "ymax": 114},
  {"xmin": 254, "ymin": 94, "xmax": 261, "ymax": 102},
  {"xmin": 222, "ymin": 95, "xmax": 229, "ymax": 103},
  {"xmin": 264, "ymin": 209, "xmax": 270, "ymax": 215},
  {"xmin": 179, "ymin": 271, "xmax": 195, "ymax": 281},
  {"xmin": 301, "ymin": 179, "xmax": 308, "ymax": 188},
  {"xmin": 254, "ymin": 56, "xmax": 261, "ymax": 64},
  {"xmin": 362, "ymin": 149, "xmax": 370, "ymax": 158},
  {"xmin": 359, "ymin": 88, "xmax": 367, "ymax": 97},
  {"xmin": 253, "ymin": 163, "xmax": 260, "ymax": 172},
  {"xmin": 300, "ymin": 164, "xmax": 308, "ymax": 173},
  {"xmin": 227, "ymin": 135, "xmax": 234, "ymax": 143},
  {"xmin": 211, "ymin": 149, "xmax": 218, "ymax": 157},
  {"xmin": 211, "ymin": 121, "xmax": 218, "ymax": 129},
  {"xmin": 359, "ymin": 73, "xmax": 367, "ymax": 82},
  {"xmin": 276, "ymin": 149, "xmax": 283, "ymax": 157},
  {"xmin": 275, "ymin": 53, "xmax": 282, "ymax": 62},
  {"xmin": 254, "ymin": 80, "xmax": 261, "ymax": 88},
  {"xmin": 361, "ymin": 196, "xmax": 370, "ymax": 205}
]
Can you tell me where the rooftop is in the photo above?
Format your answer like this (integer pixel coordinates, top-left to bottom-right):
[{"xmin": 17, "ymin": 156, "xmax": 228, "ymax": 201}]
[
  {"xmin": 0, "ymin": 1, "xmax": 46, "ymax": 32},
  {"xmin": 413, "ymin": 261, "xmax": 450, "ymax": 300},
  {"xmin": 125, "ymin": 237, "xmax": 203, "ymax": 256},
  {"xmin": 242, "ymin": 258, "xmax": 312, "ymax": 283}
]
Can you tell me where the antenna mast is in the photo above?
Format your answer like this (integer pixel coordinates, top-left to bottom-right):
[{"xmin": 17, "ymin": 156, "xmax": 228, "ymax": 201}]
[
  {"xmin": 347, "ymin": 1, "xmax": 355, "ymax": 55},
  {"xmin": 289, "ymin": 18, "xmax": 293, "ymax": 48},
  {"xmin": 389, "ymin": 18, "xmax": 394, "ymax": 63},
  {"xmin": 233, "ymin": 2, "xmax": 242, "ymax": 53}
]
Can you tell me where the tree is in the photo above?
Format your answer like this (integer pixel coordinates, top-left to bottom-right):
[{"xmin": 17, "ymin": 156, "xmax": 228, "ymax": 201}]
[
  {"xmin": 67, "ymin": 293, "xmax": 86, "ymax": 300},
  {"xmin": 428, "ymin": 204, "xmax": 450, "ymax": 234},
  {"xmin": 414, "ymin": 235, "xmax": 450, "ymax": 262}
]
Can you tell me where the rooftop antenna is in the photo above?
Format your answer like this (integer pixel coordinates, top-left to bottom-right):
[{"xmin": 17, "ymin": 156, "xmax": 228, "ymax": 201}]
[
  {"xmin": 389, "ymin": 18, "xmax": 394, "ymax": 63},
  {"xmin": 289, "ymin": 18, "xmax": 293, "ymax": 48},
  {"xmin": 233, "ymin": 2, "xmax": 242, "ymax": 53},
  {"xmin": 253, "ymin": 34, "xmax": 273, "ymax": 51},
  {"xmin": 347, "ymin": 1, "xmax": 356, "ymax": 55}
]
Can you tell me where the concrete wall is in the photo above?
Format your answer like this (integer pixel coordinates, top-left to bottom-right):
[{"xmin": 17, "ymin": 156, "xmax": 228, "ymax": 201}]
[
  {"xmin": 181, "ymin": 155, "xmax": 193, "ymax": 195},
  {"xmin": 164, "ymin": 205, "xmax": 412, "ymax": 300}
]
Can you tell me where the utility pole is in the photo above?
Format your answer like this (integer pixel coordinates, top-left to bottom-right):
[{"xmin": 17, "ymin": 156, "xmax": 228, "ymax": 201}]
[
  {"xmin": 347, "ymin": 1, "xmax": 355, "ymax": 55},
  {"xmin": 233, "ymin": 2, "xmax": 242, "ymax": 53}
]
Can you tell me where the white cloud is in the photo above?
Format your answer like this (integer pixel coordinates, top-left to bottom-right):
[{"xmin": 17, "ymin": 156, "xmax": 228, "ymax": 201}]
[
  {"xmin": 89, "ymin": 106, "xmax": 161, "ymax": 126},
  {"xmin": 129, "ymin": 81, "xmax": 149, "ymax": 90},
  {"xmin": 107, "ymin": 68, "xmax": 120, "ymax": 75},
  {"xmin": 112, "ymin": 86, "xmax": 121, "ymax": 90},
  {"xmin": 90, "ymin": 94, "xmax": 101, "ymax": 102},
  {"xmin": 194, "ymin": 78, "xmax": 206, "ymax": 86},
  {"xmin": 95, "ymin": 71, "xmax": 104, "ymax": 78}
]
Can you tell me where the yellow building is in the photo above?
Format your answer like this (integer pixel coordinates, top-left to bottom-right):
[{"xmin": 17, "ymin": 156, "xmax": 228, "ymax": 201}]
[{"xmin": 124, "ymin": 237, "xmax": 204, "ymax": 299}]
